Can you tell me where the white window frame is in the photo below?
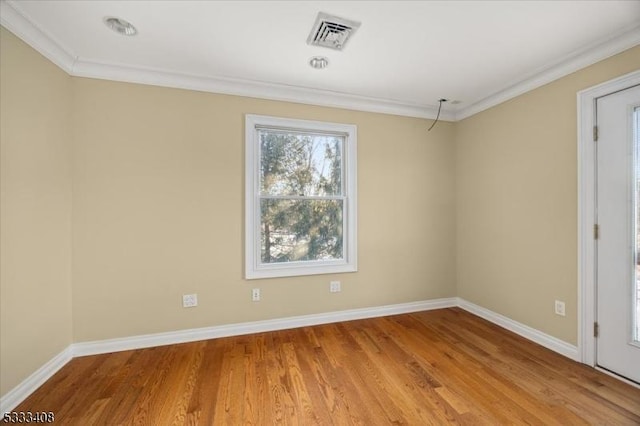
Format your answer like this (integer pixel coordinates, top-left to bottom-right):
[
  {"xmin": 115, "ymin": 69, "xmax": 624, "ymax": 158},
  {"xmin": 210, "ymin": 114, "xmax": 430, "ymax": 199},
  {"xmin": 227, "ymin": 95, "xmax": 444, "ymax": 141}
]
[{"xmin": 245, "ymin": 114, "xmax": 357, "ymax": 279}]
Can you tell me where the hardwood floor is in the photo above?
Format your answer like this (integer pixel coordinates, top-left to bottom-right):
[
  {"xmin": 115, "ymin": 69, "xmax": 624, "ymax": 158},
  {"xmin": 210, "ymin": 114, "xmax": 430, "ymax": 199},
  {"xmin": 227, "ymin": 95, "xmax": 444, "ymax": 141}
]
[{"xmin": 15, "ymin": 308, "xmax": 640, "ymax": 425}]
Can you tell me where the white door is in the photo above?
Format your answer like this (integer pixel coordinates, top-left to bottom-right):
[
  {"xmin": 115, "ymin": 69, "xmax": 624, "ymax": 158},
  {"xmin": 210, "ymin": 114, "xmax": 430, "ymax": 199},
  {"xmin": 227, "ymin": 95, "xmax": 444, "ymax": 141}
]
[{"xmin": 596, "ymin": 84, "xmax": 640, "ymax": 384}]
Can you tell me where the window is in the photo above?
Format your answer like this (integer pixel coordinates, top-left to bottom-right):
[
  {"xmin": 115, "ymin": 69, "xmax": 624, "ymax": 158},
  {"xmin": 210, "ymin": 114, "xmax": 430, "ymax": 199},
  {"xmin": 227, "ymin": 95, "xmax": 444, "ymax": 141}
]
[{"xmin": 245, "ymin": 114, "xmax": 357, "ymax": 279}]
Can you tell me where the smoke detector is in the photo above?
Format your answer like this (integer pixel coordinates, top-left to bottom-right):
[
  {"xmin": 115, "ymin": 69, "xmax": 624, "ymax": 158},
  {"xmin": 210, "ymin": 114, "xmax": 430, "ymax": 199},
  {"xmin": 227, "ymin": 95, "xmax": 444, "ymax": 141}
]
[{"xmin": 307, "ymin": 12, "xmax": 361, "ymax": 51}]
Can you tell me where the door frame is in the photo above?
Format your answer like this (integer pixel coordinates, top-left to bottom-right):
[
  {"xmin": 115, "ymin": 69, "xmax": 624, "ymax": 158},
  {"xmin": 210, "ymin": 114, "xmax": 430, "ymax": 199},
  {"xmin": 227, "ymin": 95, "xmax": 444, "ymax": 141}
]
[{"xmin": 577, "ymin": 70, "xmax": 640, "ymax": 368}]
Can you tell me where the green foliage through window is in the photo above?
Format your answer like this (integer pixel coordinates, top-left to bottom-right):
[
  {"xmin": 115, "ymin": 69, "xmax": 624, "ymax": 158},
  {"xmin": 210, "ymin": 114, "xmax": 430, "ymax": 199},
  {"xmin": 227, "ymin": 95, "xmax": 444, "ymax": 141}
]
[{"xmin": 259, "ymin": 131, "xmax": 344, "ymax": 263}]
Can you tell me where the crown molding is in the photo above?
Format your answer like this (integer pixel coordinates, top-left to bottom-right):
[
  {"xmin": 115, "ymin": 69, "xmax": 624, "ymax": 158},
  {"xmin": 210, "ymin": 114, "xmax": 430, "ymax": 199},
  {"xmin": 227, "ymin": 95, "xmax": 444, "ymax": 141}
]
[
  {"xmin": 70, "ymin": 58, "xmax": 454, "ymax": 120},
  {"xmin": 456, "ymin": 22, "xmax": 640, "ymax": 120},
  {"xmin": 2, "ymin": 0, "xmax": 638, "ymax": 122},
  {"xmin": 0, "ymin": 0, "xmax": 76, "ymax": 73}
]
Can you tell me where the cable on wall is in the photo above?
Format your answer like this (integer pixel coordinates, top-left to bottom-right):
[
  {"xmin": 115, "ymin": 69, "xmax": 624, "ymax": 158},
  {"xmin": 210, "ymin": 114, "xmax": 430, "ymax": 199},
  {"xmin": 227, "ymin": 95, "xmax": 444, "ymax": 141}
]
[{"xmin": 427, "ymin": 99, "xmax": 448, "ymax": 132}]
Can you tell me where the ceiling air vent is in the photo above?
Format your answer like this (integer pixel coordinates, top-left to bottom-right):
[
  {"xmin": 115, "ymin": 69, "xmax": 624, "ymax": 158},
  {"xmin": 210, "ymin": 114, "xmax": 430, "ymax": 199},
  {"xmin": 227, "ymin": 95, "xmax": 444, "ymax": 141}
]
[{"xmin": 307, "ymin": 12, "xmax": 361, "ymax": 51}]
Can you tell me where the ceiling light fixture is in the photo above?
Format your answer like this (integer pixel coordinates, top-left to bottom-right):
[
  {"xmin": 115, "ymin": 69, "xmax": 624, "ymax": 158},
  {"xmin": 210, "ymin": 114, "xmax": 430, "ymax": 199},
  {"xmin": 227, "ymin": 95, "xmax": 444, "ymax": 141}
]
[
  {"xmin": 309, "ymin": 56, "xmax": 329, "ymax": 70},
  {"xmin": 103, "ymin": 17, "xmax": 138, "ymax": 36}
]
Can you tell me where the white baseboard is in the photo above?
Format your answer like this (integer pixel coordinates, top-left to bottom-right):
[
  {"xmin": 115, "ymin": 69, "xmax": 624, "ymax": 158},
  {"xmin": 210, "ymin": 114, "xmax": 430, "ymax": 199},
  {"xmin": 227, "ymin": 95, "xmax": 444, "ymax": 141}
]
[
  {"xmin": 72, "ymin": 298, "xmax": 458, "ymax": 356},
  {"xmin": 457, "ymin": 298, "xmax": 580, "ymax": 361},
  {"xmin": 0, "ymin": 347, "xmax": 73, "ymax": 413},
  {"xmin": 4, "ymin": 296, "xmax": 583, "ymax": 412},
  {"xmin": 3, "ymin": 298, "xmax": 455, "ymax": 411}
]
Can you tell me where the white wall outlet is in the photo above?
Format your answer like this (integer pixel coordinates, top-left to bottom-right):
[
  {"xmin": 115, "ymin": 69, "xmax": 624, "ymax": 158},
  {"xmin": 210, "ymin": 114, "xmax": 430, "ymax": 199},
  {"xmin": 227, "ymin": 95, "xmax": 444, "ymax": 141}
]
[
  {"xmin": 330, "ymin": 281, "xmax": 341, "ymax": 293},
  {"xmin": 182, "ymin": 294, "xmax": 198, "ymax": 308},
  {"xmin": 252, "ymin": 288, "xmax": 261, "ymax": 302},
  {"xmin": 554, "ymin": 300, "xmax": 565, "ymax": 316}
]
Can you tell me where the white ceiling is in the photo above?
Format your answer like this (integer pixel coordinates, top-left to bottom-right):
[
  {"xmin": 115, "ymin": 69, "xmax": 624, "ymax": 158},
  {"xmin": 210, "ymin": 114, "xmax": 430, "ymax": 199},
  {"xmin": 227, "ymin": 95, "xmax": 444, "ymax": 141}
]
[{"xmin": 2, "ymin": 0, "xmax": 639, "ymax": 120}]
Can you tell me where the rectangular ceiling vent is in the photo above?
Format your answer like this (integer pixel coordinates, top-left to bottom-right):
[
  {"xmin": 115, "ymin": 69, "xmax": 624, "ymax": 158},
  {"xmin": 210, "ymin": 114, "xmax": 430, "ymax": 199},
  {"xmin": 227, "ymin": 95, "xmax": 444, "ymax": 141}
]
[{"xmin": 307, "ymin": 12, "xmax": 361, "ymax": 51}]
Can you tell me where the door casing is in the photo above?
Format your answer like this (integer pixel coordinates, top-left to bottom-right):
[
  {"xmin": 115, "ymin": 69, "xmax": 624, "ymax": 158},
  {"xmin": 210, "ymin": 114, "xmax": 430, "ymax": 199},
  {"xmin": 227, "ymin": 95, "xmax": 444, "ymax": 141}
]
[{"xmin": 577, "ymin": 70, "xmax": 640, "ymax": 377}]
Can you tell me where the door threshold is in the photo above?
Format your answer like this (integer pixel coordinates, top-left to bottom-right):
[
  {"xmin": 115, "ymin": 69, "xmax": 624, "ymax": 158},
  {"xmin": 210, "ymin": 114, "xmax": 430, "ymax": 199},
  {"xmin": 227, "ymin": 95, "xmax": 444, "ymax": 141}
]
[{"xmin": 595, "ymin": 365, "xmax": 640, "ymax": 389}]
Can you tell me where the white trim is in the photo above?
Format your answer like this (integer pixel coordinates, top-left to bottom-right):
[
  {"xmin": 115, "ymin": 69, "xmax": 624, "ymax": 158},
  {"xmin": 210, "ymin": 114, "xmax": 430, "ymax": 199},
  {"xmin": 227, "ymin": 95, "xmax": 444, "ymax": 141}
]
[
  {"xmin": 71, "ymin": 59, "xmax": 453, "ymax": 121},
  {"xmin": 577, "ymin": 70, "xmax": 640, "ymax": 366},
  {"xmin": 73, "ymin": 298, "xmax": 457, "ymax": 357},
  {"xmin": 69, "ymin": 299, "xmax": 581, "ymax": 362},
  {"xmin": 244, "ymin": 114, "xmax": 357, "ymax": 279},
  {"xmin": 457, "ymin": 298, "xmax": 580, "ymax": 361},
  {"xmin": 2, "ymin": 0, "xmax": 638, "ymax": 122},
  {"xmin": 456, "ymin": 23, "xmax": 640, "ymax": 120},
  {"xmin": 0, "ymin": 347, "xmax": 72, "ymax": 413},
  {"xmin": 0, "ymin": 0, "xmax": 76, "ymax": 73},
  {"xmin": 0, "ymin": 297, "xmax": 594, "ymax": 411}
]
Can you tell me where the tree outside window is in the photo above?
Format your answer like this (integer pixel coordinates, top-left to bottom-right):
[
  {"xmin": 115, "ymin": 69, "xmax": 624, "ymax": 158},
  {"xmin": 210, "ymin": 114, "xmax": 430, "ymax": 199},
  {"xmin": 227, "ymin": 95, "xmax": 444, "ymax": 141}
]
[{"xmin": 245, "ymin": 115, "xmax": 357, "ymax": 279}]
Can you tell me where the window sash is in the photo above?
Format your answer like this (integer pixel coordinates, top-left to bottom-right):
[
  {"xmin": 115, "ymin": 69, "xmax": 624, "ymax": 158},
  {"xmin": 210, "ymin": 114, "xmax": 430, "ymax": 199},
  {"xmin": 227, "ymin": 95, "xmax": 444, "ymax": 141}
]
[
  {"xmin": 255, "ymin": 125, "xmax": 349, "ymax": 138},
  {"xmin": 258, "ymin": 199, "xmax": 347, "ymax": 266},
  {"xmin": 257, "ymin": 129, "xmax": 345, "ymax": 197}
]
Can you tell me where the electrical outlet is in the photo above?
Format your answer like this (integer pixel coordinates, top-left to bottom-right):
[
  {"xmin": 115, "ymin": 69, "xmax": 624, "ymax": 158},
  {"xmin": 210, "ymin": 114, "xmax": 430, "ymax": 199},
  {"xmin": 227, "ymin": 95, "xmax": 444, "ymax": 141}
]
[
  {"xmin": 554, "ymin": 300, "xmax": 565, "ymax": 316},
  {"xmin": 330, "ymin": 281, "xmax": 341, "ymax": 293},
  {"xmin": 182, "ymin": 294, "xmax": 198, "ymax": 308},
  {"xmin": 252, "ymin": 288, "xmax": 261, "ymax": 302}
]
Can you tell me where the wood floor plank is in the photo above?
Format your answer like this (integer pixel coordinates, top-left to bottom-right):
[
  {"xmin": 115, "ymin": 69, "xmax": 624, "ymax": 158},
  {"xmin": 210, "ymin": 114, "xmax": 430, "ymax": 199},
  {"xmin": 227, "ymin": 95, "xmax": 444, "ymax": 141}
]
[
  {"xmin": 185, "ymin": 339, "xmax": 224, "ymax": 424},
  {"xmin": 13, "ymin": 308, "xmax": 640, "ymax": 425}
]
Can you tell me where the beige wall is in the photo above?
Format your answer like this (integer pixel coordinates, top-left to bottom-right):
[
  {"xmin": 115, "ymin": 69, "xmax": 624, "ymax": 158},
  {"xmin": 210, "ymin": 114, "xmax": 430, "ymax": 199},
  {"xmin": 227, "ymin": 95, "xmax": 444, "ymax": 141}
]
[
  {"xmin": 71, "ymin": 79, "xmax": 456, "ymax": 341},
  {"xmin": 456, "ymin": 46, "xmax": 640, "ymax": 345},
  {"xmin": 0, "ymin": 28, "xmax": 73, "ymax": 395}
]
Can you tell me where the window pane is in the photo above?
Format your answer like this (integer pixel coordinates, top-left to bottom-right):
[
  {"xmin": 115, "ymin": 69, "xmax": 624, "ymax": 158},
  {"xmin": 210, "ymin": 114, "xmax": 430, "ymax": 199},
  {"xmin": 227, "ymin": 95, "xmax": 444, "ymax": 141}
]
[
  {"xmin": 260, "ymin": 130, "xmax": 343, "ymax": 196},
  {"xmin": 260, "ymin": 199, "xmax": 343, "ymax": 263}
]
